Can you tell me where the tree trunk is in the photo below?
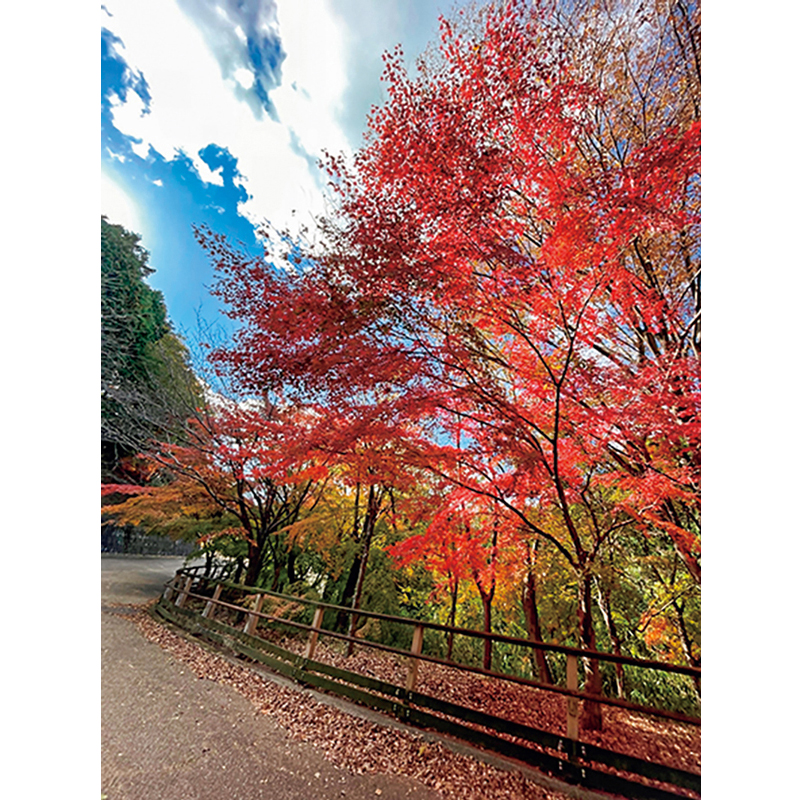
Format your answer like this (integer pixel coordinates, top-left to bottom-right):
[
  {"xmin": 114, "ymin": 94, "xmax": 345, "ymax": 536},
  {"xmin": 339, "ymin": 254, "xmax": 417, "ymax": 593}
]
[
  {"xmin": 475, "ymin": 586, "xmax": 494, "ymax": 671},
  {"xmin": 577, "ymin": 571, "xmax": 603, "ymax": 731},
  {"xmin": 336, "ymin": 482, "xmax": 363, "ymax": 631},
  {"xmin": 446, "ymin": 576, "xmax": 459, "ymax": 661},
  {"xmin": 287, "ymin": 547, "xmax": 298, "ymax": 586},
  {"xmin": 522, "ymin": 540, "xmax": 553, "ymax": 684},
  {"xmin": 594, "ymin": 578, "xmax": 625, "ymax": 698},
  {"xmin": 522, "ymin": 574, "xmax": 553, "ymax": 683},
  {"xmin": 674, "ymin": 599, "xmax": 701, "ymax": 700},
  {"xmin": 337, "ymin": 553, "xmax": 362, "ymax": 631},
  {"xmin": 347, "ymin": 485, "xmax": 378, "ymax": 655},
  {"xmin": 482, "ymin": 595, "xmax": 493, "ymax": 671},
  {"xmin": 477, "ymin": 510, "xmax": 499, "ymax": 671},
  {"xmin": 270, "ymin": 561, "xmax": 282, "ymax": 592},
  {"xmin": 244, "ymin": 541, "xmax": 261, "ymax": 587}
]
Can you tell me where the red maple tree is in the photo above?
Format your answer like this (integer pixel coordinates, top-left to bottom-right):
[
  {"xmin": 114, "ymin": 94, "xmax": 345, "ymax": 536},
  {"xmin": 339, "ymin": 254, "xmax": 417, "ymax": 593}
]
[
  {"xmin": 316, "ymin": 1, "xmax": 698, "ymax": 729},
  {"xmin": 189, "ymin": 0, "xmax": 699, "ymax": 731}
]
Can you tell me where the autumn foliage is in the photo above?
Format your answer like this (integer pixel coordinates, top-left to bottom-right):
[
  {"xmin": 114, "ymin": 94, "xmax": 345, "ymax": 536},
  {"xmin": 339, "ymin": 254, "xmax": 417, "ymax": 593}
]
[{"xmin": 104, "ymin": 0, "xmax": 700, "ymax": 727}]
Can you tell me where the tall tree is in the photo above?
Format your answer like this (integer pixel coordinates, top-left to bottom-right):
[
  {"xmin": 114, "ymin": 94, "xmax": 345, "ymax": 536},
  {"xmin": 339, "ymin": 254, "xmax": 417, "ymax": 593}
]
[
  {"xmin": 158, "ymin": 401, "xmax": 330, "ymax": 588},
  {"xmin": 199, "ymin": 224, "xmax": 431, "ymax": 624},
  {"xmin": 184, "ymin": 0, "xmax": 700, "ymax": 731},
  {"xmin": 390, "ymin": 484, "xmax": 523, "ymax": 671},
  {"xmin": 310, "ymin": 0, "xmax": 699, "ymax": 728},
  {"xmin": 101, "ymin": 217, "xmax": 200, "ymax": 480}
]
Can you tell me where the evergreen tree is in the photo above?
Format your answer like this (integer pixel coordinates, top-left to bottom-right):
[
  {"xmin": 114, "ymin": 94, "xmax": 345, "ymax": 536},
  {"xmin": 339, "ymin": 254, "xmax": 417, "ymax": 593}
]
[{"xmin": 101, "ymin": 216, "xmax": 200, "ymax": 480}]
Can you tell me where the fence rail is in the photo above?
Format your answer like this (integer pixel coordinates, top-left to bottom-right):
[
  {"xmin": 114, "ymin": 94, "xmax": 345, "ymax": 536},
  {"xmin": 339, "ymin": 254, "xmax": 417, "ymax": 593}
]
[{"xmin": 155, "ymin": 566, "xmax": 700, "ymax": 799}]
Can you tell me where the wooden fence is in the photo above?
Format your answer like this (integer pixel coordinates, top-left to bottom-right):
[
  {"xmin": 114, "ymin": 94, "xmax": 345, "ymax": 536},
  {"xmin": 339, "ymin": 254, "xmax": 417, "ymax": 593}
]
[{"xmin": 155, "ymin": 565, "xmax": 700, "ymax": 799}]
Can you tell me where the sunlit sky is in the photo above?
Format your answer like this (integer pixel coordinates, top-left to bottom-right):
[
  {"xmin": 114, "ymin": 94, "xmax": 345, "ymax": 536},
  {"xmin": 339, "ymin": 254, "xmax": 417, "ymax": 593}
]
[{"xmin": 101, "ymin": 0, "xmax": 467, "ymax": 352}]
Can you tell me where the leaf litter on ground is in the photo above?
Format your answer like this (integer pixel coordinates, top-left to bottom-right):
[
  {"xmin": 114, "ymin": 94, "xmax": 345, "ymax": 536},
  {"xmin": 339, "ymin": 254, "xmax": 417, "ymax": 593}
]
[{"xmin": 118, "ymin": 602, "xmax": 698, "ymax": 799}]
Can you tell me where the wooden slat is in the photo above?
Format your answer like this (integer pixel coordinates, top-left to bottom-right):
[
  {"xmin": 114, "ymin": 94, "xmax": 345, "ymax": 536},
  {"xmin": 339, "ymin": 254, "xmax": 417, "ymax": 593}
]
[
  {"xmin": 202, "ymin": 584, "xmax": 223, "ymax": 619},
  {"xmin": 566, "ymin": 654, "xmax": 579, "ymax": 741},
  {"xmin": 175, "ymin": 575, "xmax": 193, "ymax": 608},
  {"xmin": 574, "ymin": 740, "xmax": 700, "ymax": 793},
  {"xmin": 206, "ymin": 583, "xmax": 700, "ymax": 677},
  {"xmin": 304, "ymin": 606, "xmax": 325, "ymax": 660},
  {"xmin": 163, "ymin": 585, "xmax": 699, "ymax": 724},
  {"xmin": 301, "ymin": 672, "xmax": 398, "ymax": 715},
  {"xmin": 244, "ymin": 594, "xmax": 265, "ymax": 636},
  {"xmin": 405, "ymin": 624, "xmax": 424, "ymax": 692}
]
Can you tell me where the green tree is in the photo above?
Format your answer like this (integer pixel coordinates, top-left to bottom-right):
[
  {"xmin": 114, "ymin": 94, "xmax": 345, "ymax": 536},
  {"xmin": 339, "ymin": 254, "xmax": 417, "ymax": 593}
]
[{"xmin": 101, "ymin": 216, "xmax": 200, "ymax": 480}]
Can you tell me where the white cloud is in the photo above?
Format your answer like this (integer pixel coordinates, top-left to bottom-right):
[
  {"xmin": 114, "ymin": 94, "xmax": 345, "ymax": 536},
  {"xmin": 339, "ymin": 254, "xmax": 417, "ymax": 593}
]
[
  {"xmin": 103, "ymin": 0, "xmax": 467, "ymax": 246},
  {"xmin": 129, "ymin": 139, "xmax": 151, "ymax": 160},
  {"xmin": 270, "ymin": 1, "xmax": 351, "ymax": 159},
  {"xmin": 195, "ymin": 158, "xmax": 224, "ymax": 186},
  {"xmin": 108, "ymin": 84, "xmax": 147, "ymax": 125},
  {"xmin": 232, "ymin": 67, "xmax": 254, "ymax": 89},
  {"xmin": 102, "ymin": 0, "xmax": 355, "ymax": 238}
]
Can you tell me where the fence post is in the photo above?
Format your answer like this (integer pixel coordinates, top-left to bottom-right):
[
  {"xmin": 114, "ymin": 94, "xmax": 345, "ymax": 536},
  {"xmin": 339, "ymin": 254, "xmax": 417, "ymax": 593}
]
[
  {"xmin": 244, "ymin": 594, "xmax": 265, "ymax": 636},
  {"xmin": 566, "ymin": 654, "xmax": 579, "ymax": 741},
  {"xmin": 175, "ymin": 575, "xmax": 193, "ymax": 608},
  {"xmin": 163, "ymin": 575, "xmax": 177, "ymax": 602},
  {"xmin": 304, "ymin": 605, "xmax": 325, "ymax": 660},
  {"xmin": 405, "ymin": 624, "xmax": 425, "ymax": 693},
  {"xmin": 202, "ymin": 584, "xmax": 223, "ymax": 619}
]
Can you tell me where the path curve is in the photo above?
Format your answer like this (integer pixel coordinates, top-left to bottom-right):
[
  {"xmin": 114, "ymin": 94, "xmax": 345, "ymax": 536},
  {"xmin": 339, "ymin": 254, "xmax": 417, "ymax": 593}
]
[{"xmin": 101, "ymin": 556, "xmax": 438, "ymax": 800}]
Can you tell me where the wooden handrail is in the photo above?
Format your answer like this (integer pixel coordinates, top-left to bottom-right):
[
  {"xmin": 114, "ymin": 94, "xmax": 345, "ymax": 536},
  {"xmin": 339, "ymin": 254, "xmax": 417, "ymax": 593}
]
[
  {"xmin": 179, "ymin": 571, "xmax": 700, "ymax": 678},
  {"xmin": 170, "ymin": 572, "xmax": 701, "ymax": 726}
]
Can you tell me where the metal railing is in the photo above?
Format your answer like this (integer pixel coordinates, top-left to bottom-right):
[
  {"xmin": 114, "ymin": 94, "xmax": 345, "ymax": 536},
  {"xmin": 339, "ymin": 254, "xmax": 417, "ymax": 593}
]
[{"xmin": 101, "ymin": 526, "xmax": 196, "ymax": 556}]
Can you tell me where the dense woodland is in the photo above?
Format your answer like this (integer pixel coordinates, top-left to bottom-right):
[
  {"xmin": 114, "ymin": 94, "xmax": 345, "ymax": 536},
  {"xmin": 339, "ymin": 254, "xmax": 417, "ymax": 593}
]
[{"xmin": 102, "ymin": 0, "xmax": 700, "ymax": 726}]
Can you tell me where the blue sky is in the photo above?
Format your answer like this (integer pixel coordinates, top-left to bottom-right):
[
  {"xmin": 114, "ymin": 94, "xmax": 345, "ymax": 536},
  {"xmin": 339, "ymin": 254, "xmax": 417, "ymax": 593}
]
[{"xmin": 101, "ymin": 0, "xmax": 465, "ymax": 357}]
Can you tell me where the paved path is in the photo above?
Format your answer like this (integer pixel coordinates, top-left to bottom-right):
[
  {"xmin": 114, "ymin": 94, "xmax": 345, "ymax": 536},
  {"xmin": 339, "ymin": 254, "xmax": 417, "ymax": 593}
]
[{"xmin": 101, "ymin": 556, "xmax": 438, "ymax": 800}]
